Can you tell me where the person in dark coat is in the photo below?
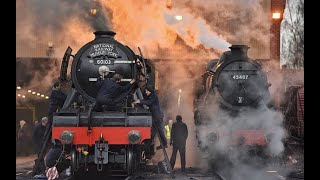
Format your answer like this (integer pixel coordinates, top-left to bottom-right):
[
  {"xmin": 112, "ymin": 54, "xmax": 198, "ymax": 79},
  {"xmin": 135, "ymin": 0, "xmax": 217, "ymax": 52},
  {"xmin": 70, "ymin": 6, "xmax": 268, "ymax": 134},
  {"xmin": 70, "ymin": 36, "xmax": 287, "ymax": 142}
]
[
  {"xmin": 33, "ymin": 117, "xmax": 49, "ymax": 175},
  {"xmin": 17, "ymin": 120, "xmax": 32, "ymax": 156},
  {"xmin": 95, "ymin": 73, "xmax": 136, "ymax": 111},
  {"xmin": 169, "ymin": 115, "xmax": 188, "ymax": 172},
  {"xmin": 134, "ymin": 85, "xmax": 168, "ymax": 149},
  {"xmin": 34, "ymin": 120, "xmax": 39, "ymax": 127},
  {"xmin": 33, "ymin": 117, "xmax": 49, "ymax": 155},
  {"xmin": 48, "ymin": 82, "xmax": 67, "ymax": 122}
]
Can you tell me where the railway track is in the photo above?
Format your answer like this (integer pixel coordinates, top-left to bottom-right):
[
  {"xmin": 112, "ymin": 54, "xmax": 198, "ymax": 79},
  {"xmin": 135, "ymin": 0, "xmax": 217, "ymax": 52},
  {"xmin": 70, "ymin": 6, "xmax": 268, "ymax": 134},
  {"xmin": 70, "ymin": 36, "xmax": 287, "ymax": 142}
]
[
  {"xmin": 17, "ymin": 163, "xmax": 304, "ymax": 180},
  {"xmin": 62, "ymin": 170, "xmax": 228, "ymax": 180}
]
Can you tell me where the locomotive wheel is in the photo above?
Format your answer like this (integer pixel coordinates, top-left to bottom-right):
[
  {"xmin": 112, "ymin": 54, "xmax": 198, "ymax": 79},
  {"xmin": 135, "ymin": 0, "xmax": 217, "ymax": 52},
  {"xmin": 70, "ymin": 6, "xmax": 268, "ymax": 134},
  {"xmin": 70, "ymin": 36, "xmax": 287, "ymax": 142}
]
[
  {"xmin": 71, "ymin": 148, "xmax": 78, "ymax": 175},
  {"xmin": 126, "ymin": 147, "xmax": 135, "ymax": 175}
]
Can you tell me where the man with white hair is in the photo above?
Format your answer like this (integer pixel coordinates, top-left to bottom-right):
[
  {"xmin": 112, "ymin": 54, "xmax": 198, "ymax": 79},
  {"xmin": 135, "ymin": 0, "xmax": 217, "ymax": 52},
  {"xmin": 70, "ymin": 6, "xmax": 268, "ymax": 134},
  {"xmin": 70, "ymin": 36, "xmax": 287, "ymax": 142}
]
[{"xmin": 17, "ymin": 120, "xmax": 32, "ymax": 156}]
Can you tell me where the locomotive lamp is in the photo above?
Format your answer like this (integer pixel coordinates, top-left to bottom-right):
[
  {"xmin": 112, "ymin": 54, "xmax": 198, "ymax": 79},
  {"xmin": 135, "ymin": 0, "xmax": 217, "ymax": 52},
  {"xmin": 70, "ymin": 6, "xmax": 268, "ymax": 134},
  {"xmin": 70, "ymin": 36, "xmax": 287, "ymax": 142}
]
[
  {"xmin": 60, "ymin": 130, "xmax": 74, "ymax": 144},
  {"xmin": 128, "ymin": 130, "xmax": 141, "ymax": 144}
]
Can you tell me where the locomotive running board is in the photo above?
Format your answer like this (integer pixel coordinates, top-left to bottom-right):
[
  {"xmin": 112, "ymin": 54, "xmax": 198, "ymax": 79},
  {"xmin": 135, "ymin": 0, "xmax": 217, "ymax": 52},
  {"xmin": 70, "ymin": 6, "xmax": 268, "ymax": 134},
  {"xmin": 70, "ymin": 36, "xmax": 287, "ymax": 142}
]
[{"xmin": 53, "ymin": 112, "xmax": 152, "ymax": 127}]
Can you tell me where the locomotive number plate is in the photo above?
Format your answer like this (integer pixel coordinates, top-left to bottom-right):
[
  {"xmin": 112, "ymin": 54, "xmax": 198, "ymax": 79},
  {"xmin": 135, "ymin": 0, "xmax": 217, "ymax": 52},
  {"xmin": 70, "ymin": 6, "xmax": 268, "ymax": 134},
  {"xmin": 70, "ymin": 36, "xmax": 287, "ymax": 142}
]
[
  {"xmin": 232, "ymin": 75, "xmax": 249, "ymax": 80},
  {"xmin": 94, "ymin": 59, "xmax": 114, "ymax": 65}
]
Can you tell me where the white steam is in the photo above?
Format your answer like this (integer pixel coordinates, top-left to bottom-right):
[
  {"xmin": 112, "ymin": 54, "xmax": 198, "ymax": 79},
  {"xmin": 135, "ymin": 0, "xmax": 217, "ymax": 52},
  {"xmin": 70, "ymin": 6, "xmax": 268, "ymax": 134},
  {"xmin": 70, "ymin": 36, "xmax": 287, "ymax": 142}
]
[{"xmin": 164, "ymin": 9, "xmax": 231, "ymax": 51}]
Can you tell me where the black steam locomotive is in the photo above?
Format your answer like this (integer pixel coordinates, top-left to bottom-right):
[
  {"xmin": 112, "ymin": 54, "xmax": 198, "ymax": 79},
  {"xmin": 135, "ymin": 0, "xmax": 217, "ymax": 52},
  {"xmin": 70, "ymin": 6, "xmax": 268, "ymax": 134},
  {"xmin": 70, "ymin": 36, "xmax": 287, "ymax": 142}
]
[
  {"xmin": 194, "ymin": 45, "xmax": 273, "ymax": 160},
  {"xmin": 51, "ymin": 31, "xmax": 155, "ymax": 175},
  {"xmin": 195, "ymin": 45, "xmax": 272, "ymax": 112}
]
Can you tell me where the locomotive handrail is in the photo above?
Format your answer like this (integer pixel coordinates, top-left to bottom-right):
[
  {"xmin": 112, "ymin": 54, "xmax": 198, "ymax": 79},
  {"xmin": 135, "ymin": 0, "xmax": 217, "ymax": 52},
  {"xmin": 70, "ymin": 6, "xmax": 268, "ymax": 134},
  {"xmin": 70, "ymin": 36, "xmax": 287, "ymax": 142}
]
[
  {"xmin": 137, "ymin": 47, "xmax": 148, "ymax": 91},
  {"xmin": 59, "ymin": 46, "xmax": 73, "ymax": 83},
  {"xmin": 138, "ymin": 47, "xmax": 147, "ymax": 83}
]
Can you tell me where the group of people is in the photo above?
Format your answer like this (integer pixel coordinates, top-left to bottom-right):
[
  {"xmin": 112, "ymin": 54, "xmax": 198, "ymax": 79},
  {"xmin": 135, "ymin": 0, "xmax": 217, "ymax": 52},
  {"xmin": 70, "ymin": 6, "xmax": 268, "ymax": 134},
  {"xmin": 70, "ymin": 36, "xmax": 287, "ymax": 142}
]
[
  {"xmin": 30, "ymin": 81, "xmax": 68, "ymax": 178},
  {"xmin": 16, "ymin": 117, "xmax": 50, "ymax": 157}
]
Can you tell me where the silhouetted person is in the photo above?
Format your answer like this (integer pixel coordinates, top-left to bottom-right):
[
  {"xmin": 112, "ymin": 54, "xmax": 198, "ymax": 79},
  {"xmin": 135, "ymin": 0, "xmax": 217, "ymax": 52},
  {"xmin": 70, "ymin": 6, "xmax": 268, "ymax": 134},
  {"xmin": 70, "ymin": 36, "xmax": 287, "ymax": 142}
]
[
  {"xmin": 17, "ymin": 120, "xmax": 32, "ymax": 156},
  {"xmin": 170, "ymin": 115, "xmax": 188, "ymax": 172},
  {"xmin": 134, "ymin": 85, "xmax": 168, "ymax": 150},
  {"xmin": 33, "ymin": 117, "xmax": 49, "ymax": 175},
  {"xmin": 34, "ymin": 120, "xmax": 39, "ymax": 127},
  {"xmin": 33, "ymin": 117, "xmax": 49, "ymax": 156},
  {"xmin": 48, "ymin": 82, "xmax": 67, "ymax": 123},
  {"xmin": 95, "ymin": 73, "xmax": 135, "ymax": 111}
]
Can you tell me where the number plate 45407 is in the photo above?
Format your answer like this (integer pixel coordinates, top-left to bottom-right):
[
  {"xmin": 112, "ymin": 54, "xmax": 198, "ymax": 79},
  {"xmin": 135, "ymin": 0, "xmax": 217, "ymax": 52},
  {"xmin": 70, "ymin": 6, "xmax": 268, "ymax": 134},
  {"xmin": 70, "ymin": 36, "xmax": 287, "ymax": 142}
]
[{"xmin": 232, "ymin": 75, "xmax": 249, "ymax": 79}]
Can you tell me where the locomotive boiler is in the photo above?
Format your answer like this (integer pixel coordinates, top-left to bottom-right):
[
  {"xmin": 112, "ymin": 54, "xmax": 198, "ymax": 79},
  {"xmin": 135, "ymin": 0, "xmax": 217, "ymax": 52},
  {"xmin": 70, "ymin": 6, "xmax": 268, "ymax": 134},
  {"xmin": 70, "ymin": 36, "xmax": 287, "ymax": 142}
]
[
  {"xmin": 51, "ymin": 31, "xmax": 156, "ymax": 176},
  {"xmin": 194, "ymin": 45, "xmax": 273, "ymax": 163}
]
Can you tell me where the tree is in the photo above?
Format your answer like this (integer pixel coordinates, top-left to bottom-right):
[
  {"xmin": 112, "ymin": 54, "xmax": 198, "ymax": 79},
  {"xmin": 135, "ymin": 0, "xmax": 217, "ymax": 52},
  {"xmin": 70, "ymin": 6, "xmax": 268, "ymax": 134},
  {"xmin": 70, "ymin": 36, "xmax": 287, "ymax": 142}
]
[{"xmin": 280, "ymin": 0, "xmax": 304, "ymax": 69}]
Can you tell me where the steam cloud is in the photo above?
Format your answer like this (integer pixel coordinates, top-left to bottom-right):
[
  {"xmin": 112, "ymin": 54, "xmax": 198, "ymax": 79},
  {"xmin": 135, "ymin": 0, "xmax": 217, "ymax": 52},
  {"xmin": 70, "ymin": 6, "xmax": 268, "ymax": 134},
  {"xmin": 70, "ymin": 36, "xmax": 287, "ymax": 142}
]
[
  {"xmin": 16, "ymin": 0, "xmax": 270, "ymax": 94},
  {"xmin": 16, "ymin": 0, "xmax": 112, "ymax": 105},
  {"xmin": 163, "ymin": 10, "xmax": 231, "ymax": 50},
  {"xmin": 194, "ymin": 84, "xmax": 286, "ymax": 179},
  {"xmin": 193, "ymin": 60, "xmax": 303, "ymax": 179}
]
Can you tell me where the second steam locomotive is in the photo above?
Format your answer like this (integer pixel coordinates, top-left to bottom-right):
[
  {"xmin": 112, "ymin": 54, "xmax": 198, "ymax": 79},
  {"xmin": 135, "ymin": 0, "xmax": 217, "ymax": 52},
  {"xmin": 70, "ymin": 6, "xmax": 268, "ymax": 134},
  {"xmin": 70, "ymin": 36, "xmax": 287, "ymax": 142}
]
[{"xmin": 194, "ymin": 45, "xmax": 274, "ymax": 164}]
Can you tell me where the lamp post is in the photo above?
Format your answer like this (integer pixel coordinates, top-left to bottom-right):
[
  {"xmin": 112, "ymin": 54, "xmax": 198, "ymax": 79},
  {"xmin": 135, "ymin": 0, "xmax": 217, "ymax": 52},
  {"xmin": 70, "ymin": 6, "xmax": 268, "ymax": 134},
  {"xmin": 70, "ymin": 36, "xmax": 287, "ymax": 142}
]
[
  {"xmin": 270, "ymin": 0, "xmax": 286, "ymax": 62},
  {"xmin": 177, "ymin": 89, "xmax": 182, "ymax": 114},
  {"xmin": 272, "ymin": 12, "xmax": 281, "ymax": 19}
]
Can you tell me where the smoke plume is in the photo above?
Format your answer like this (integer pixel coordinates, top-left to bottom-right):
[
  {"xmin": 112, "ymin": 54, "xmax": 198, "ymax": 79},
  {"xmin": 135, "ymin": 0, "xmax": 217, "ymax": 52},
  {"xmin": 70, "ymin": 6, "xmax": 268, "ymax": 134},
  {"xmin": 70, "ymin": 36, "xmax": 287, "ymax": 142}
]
[
  {"xmin": 16, "ymin": 0, "xmax": 271, "ymax": 93},
  {"xmin": 16, "ymin": 0, "xmax": 111, "ymax": 104}
]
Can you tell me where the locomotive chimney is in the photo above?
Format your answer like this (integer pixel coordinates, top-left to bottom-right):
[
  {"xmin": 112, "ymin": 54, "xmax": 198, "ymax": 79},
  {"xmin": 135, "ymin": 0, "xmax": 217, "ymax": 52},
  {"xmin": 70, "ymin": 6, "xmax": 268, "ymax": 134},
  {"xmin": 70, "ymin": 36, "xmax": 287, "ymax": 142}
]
[
  {"xmin": 229, "ymin": 45, "xmax": 249, "ymax": 58},
  {"xmin": 94, "ymin": 31, "xmax": 116, "ymax": 39}
]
